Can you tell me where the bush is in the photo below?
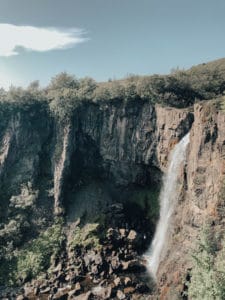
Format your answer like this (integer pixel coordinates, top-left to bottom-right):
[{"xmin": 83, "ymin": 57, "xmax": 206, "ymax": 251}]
[
  {"xmin": 69, "ymin": 223, "xmax": 102, "ymax": 251},
  {"xmin": 15, "ymin": 218, "xmax": 65, "ymax": 283},
  {"xmin": 187, "ymin": 225, "xmax": 225, "ymax": 299},
  {"xmin": 1, "ymin": 59, "xmax": 225, "ymax": 118},
  {"xmin": 77, "ymin": 77, "xmax": 97, "ymax": 100},
  {"xmin": 48, "ymin": 74, "xmax": 97, "ymax": 121},
  {"xmin": 47, "ymin": 73, "xmax": 80, "ymax": 121},
  {"xmin": 9, "ymin": 182, "xmax": 38, "ymax": 210},
  {"xmin": 0, "ymin": 218, "xmax": 65, "ymax": 286},
  {"xmin": 48, "ymin": 87, "xmax": 80, "ymax": 121},
  {"xmin": 0, "ymin": 183, "xmax": 38, "ymax": 246}
]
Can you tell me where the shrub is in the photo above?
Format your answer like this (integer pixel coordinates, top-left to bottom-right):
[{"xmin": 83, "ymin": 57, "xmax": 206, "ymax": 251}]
[
  {"xmin": 69, "ymin": 223, "xmax": 101, "ymax": 251},
  {"xmin": 77, "ymin": 77, "xmax": 97, "ymax": 100},
  {"xmin": 187, "ymin": 225, "xmax": 225, "ymax": 299},
  {"xmin": 15, "ymin": 218, "xmax": 65, "ymax": 283},
  {"xmin": 48, "ymin": 74, "xmax": 97, "ymax": 121},
  {"xmin": 9, "ymin": 182, "xmax": 38, "ymax": 210}
]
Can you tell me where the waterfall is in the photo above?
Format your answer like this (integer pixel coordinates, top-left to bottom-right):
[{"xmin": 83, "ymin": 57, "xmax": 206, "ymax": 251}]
[{"xmin": 147, "ymin": 133, "xmax": 190, "ymax": 277}]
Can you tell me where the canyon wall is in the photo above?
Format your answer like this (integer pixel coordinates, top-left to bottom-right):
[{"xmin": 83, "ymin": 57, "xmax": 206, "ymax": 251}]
[
  {"xmin": 157, "ymin": 100, "xmax": 225, "ymax": 299},
  {"xmin": 0, "ymin": 101, "xmax": 193, "ymax": 219},
  {"xmin": 1, "ymin": 99, "xmax": 224, "ymax": 298}
]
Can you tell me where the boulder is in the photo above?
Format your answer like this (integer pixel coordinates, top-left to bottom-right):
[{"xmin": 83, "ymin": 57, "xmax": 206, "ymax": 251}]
[
  {"xmin": 124, "ymin": 286, "xmax": 135, "ymax": 294},
  {"xmin": 127, "ymin": 230, "xmax": 137, "ymax": 241},
  {"xmin": 74, "ymin": 291, "xmax": 92, "ymax": 300},
  {"xmin": 68, "ymin": 282, "xmax": 82, "ymax": 299},
  {"xmin": 40, "ymin": 286, "xmax": 51, "ymax": 294},
  {"xmin": 111, "ymin": 256, "xmax": 121, "ymax": 270},
  {"xmin": 16, "ymin": 296, "xmax": 26, "ymax": 300},
  {"xmin": 53, "ymin": 286, "xmax": 70, "ymax": 299},
  {"xmin": 92, "ymin": 286, "xmax": 112, "ymax": 299},
  {"xmin": 121, "ymin": 259, "xmax": 144, "ymax": 272},
  {"xmin": 124, "ymin": 277, "xmax": 132, "ymax": 286},
  {"xmin": 117, "ymin": 290, "xmax": 126, "ymax": 299},
  {"xmin": 113, "ymin": 277, "xmax": 121, "ymax": 287},
  {"xmin": 24, "ymin": 286, "xmax": 34, "ymax": 298},
  {"xmin": 119, "ymin": 229, "xmax": 126, "ymax": 237}
]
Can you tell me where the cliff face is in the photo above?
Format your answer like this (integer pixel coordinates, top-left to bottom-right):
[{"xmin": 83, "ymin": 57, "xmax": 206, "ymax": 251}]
[
  {"xmin": 157, "ymin": 100, "xmax": 225, "ymax": 299},
  {"xmin": 155, "ymin": 105, "xmax": 193, "ymax": 170},
  {"xmin": 0, "ymin": 100, "xmax": 193, "ymax": 240},
  {"xmin": 75, "ymin": 102, "xmax": 192, "ymax": 184},
  {"xmin": 4, "ymin": 98, "xmax": 222, "ymax": 298},
  {"xmin": 0, "ymin": 106, "xmax": 54, "ymax": 226}
]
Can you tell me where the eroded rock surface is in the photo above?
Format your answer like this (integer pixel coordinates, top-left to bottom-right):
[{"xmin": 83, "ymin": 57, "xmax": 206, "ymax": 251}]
[
  {"xmin": 157, "ymin": 101, "xmax": 225, "ymax": 299},
  {"xmin": 0, "ymin": 100, "xmax": 195, "ymax": 299}
]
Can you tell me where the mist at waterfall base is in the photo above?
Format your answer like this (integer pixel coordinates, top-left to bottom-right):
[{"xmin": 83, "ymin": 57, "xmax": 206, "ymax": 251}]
[{"xmin": 146, "ymin": 133, "xmax": 190, "ymax": 278}]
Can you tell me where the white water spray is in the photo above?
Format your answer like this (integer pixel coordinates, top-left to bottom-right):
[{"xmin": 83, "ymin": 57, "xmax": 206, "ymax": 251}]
[{"xmin": 147, "ymin": 133, "xmax": 190, "ymax": 277}]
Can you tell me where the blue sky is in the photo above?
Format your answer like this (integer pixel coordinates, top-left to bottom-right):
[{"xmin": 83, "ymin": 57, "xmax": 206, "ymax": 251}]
[{"xmin": 0, "ymin": 0, "xmax": 225, "ymax": 88}]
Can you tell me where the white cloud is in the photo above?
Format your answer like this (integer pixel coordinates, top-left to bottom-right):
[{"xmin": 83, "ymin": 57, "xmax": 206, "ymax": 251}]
[{"xmin": 0, "ymin": 23, "xmax": 87, "ymax": 57}]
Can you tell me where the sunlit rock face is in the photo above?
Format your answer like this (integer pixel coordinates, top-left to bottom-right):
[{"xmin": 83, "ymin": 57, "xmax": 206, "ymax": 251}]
[{"xmin": 157, "ymin": 101, "xmax": 225, "ymax": 299}]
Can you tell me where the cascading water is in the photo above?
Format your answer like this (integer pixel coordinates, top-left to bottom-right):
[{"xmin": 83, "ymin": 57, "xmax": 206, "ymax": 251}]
[{"xmin": 147, "ymin": 133, "xmax": 190, "ymax": 277}]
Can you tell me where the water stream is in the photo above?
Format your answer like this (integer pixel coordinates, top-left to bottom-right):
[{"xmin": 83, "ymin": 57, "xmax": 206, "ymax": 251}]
[{"xmin": 147, "ymin": 133, "xmax": 190, "ymax": 277}]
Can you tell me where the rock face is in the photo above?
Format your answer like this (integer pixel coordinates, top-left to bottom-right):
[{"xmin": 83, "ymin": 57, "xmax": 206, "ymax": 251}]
[
  {"xmin": 1, "ymin": 99, "xmax": 208, "ymax": 298},
  {"xmin": 157, "ymin": 101, "xmax": 225, "ymax": 299},
  {"xmin": 0, "ymin": 106, "xmax": 54, "ymax": 225},
  {"xmin": 155, "ymin": 104, "xmax": 193, "ymax": 170},
  {"xmin": 61, "ymin": 102, "xmax": 193, "ymax": 218},
  {"xmin": 0, "ymin": 101, "xmax": 193, "ymax": 221}
]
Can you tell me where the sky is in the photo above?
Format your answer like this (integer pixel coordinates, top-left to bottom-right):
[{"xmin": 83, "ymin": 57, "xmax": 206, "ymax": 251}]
[{"xmin": 0, "ymin": 0, "xmax": 225, "ymax": 89}]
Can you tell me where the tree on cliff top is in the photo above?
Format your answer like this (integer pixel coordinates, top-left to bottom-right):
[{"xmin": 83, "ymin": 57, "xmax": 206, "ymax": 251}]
[
  {"xmin": 47, "ymin": 73, "xmax": 80, "ymax": 121},
  {"xmin": 47, "ymin": 73, "xmax": 97, "ymax": 121}
]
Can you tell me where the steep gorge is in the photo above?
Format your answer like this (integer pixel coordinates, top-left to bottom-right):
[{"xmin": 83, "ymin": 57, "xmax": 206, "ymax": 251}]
[{"xmin": 1, "ymin": 94, "xmax": 225, "ymax": 298}]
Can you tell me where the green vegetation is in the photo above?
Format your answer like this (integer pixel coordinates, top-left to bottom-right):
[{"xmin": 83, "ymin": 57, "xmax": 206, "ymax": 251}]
[
  {"xmin": 47, "ymin": 73, "xmax": 81, "ymax": 121},
  {"xmin": 0, "ymin": 183, "xmax": 38, "ymax": 247},
  {"xmin": 69, "ymin": 223, "xmax": 102, "ymax": 251},
  {"xmin": 10, "ymin": 182, "xmax": 38, "ymax": 209},
  {"xmin": 128, "ymin": 187, "xmax": 160, "ymax": 223},
  {"xmin": 0, "ymin": 218, "xmax": 65, "ymax": 286},
  {"xmin": 0, "ymin": 183, "xmax": 64, "ymax": 286},
  {"xmin": 15, "ymin": 218, "xmax": 65, "ymax": 283},
  {"xmin": 187, "ymin": 225, "xmax": 225, "ymax": 299},
  {"xmin": 0, "ymin": 58, "xmax": 225, "ymax": 121}
]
